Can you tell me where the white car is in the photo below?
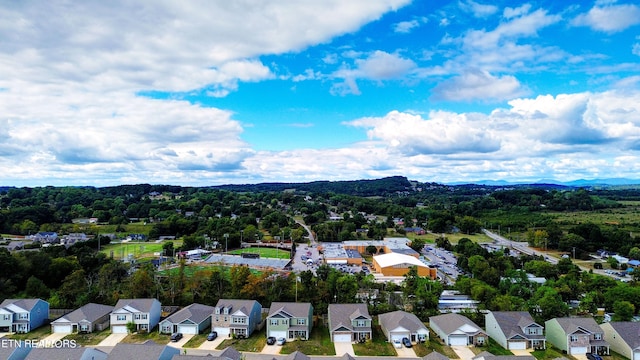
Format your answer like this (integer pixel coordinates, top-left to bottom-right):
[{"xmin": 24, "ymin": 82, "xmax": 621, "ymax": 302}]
[
  {"xmin": 393, "ymin": 339, "xmax": 402, "ymax": 348},
  {"xmin": 276, "ymin": 337, "xmax": 286, "ymax": 346}
]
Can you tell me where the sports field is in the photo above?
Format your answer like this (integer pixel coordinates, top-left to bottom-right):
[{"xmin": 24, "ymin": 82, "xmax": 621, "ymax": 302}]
[
  {"xmin": 99, "ymin": 240, "xmax": 181, "ymax": 260},
  {"xmin": 227, "ymin": 247, "xmax": 291, "ymax": 259}
]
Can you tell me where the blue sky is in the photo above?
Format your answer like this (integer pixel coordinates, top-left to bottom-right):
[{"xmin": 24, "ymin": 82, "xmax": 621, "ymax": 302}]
[{"xmin": 1, "ymin": 0, "xmax": 640, "ymax": 186}]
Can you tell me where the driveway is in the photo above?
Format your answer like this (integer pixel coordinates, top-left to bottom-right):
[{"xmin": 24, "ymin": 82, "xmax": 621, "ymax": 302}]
[
  {"xmin": 261, "ymin": 343, "xmax": 282, "ymax": 355},
  {"xmin": 573, "ymin": 354, "xmax": 589, "ymax": 360},
  {"xmin": 167, "ymin": 334, "xmax": 195, "ymax": 348},
  {"xmin": 451, "ymin": 346, "xmax": 477, "ymax": 360},
  {"xmin": 334, "ymin": 342, "xmax": 355, "ymax": 356},
  {"xmin": 96, "ymin": 333, "xmax": 128, "ymax": 347},
  {"xmin": 198, "ymin": 335, "xmax": 225, "ymax": 351},
  {"xmin": 511, "ymin": 349, "xmax": 533, "ymax": 356},
  {"xmin": 0, "ymin": 332, "xmax": 10, "ymax": 339},
  {"xmin": 396, "ymin": 345, "xmax": 418, "ymax": 358},
  {"xmin": 40, "ymin": 332, "xmax": 68, "ymax": 347}
]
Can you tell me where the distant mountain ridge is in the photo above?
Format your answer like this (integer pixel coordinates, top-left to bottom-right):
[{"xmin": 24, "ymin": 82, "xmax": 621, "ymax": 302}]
[{"xmin": 448, "ymin": 178, "xmax": 640, "ymax": 187}]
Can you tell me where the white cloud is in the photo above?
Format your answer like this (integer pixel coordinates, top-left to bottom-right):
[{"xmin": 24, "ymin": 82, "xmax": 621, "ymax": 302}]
[
  {"xmin": 330, "ymin": 51, "xmax": 417, "ymax": 95},
  {"xmin": 572, "ymin": 3, "xmax": 640, "ymax": 32},
  {"xmin": 503, "ymin": 4, "xmax": 532, "ymax": 19},
  {"xmin": 432, "ymin": 70, "xmax": 525, "ymax": 102},
  {"xmin": 393, "ymin": 17, "xmax": 427, "ymax": 33},
  {"xmin": 458, "ymin": 0, "xmax": 498, "ymax": 18},
  {"xmin": 633, "ymin": 43, "xmax": 640, "ymax": 56}
]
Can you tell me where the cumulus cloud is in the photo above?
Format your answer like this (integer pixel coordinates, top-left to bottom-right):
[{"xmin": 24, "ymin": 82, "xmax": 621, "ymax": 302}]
[
  {"xmin": 393, "ymin": 17, "xmax": 427, "ymax": 33},
  {"xmin": 432, "ymin": 70, "xmax": 525, "ymax": 102},
  {"xmin": 330, "ymin": 51, "xmax": 417, "ymax": 95},
  {"xmin": 572, "ymin": 2, "xmax": 640, "ymax": 32},
  {"xmin": 458, "ymin": 0, "xmax": 498, "ymax": 18}
]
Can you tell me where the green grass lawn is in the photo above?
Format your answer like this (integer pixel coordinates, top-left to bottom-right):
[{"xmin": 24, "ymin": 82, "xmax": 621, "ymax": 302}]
[
  {"xmin": 428, "ymin": 330, "xmax": 459, "ymax": 359},
  {"xmin": 183, "ymin": 333, "xmax": 208, "ymax": 348},
  {"xmin": 217, "ymin": 328, "xmax": 267, "ymax": 352},
  {"xmin": 228, "ymin": 247, "xmax": 291, "ymax": 259},
  {"xmin": 471, "ymin": 338, "xmax": 513, "ymax": 356},
  {"xmin": 64, "ymin": 329, "xmax": 111, "ymax": 346},
  {"xmin": 99, "ymin": 241, "xmax": 176, "ymax": 260},
  {"xmin": 531, "ymin": 346, "xmax": 572, "ymax": 360},
  {"xmin": 352, "ymin": 325, "xmax": 396, "ymax": 356},
  {"xmin": 413, "ymin": 342, "xmax": 432, "ymax": 357},
  {"xmin": 121, "ymin": 330, "xmax": 171, "ymax": 344},
  {"xmin": 7, "ymin": 325, "xmax": 51, "ymax": 340},
  {"xmin": 281, "ymin": 325, "xmax": 335, "ymax": 355}
]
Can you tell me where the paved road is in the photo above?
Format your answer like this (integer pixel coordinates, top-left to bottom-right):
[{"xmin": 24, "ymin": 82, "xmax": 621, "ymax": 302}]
[
  {"xmin": 167, "ymin": 334, "xmax": 194, "ymax": 348},
  {"xmin": 483, "ymin": 229, "xmax": 559, "ymax": 264}
]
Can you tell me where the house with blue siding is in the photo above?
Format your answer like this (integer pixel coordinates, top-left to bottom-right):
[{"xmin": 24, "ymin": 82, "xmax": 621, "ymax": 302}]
[{"xmin": 0, "ymin": 298, "xmax": 49, "ymax": 333}]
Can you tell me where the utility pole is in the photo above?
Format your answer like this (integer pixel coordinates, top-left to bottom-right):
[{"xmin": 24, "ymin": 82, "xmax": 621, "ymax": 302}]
[{"xmin": 224, "ymin": 233, "xmax": 229, "ymax": 254}]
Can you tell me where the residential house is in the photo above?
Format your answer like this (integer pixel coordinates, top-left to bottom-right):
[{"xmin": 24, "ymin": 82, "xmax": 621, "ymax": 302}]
[
  {"xmin": 266, "ymin": 302, "xmax": 313, "ymax": 340},
  {"xmin": 0, "ymin": 298, "xmax": 49, "ymax": 333},
  {"xmin": 7, "ymin": 241, "xmax": 24, "ymax": 251},
  {"xmin": 62, "ymin": 233, "xmax": 88, "ymax": 247},
  {"xmin": 110, "ymin": 298, "xmax": 161, "ymax": 333},
  {"xmin": 24, "ymin": 347, "xmax": 107, "ymax": 360},
  {"xmin": 545, "ymin": 317, "xmax": 609, "ymax": 355},
  {"xmin": 423, "ymin": 352, "xmax": 450, "ymax": 360},
  {"xmin": 601, "ymin": 322, "xmax": 640, "ymax": 360},
  {"xmin": 211, "ymin": 299, "xmax": 262, "ymax": 338},
  {"xmin": 31, "ymin": 232, "xmax": 58, "ymax": 244},
  {"xmin": 379, "ymin": 310, "xmax": 429, "ymax": 344},
  {"xmin": 107, "ymin": 340, "xmax": 180, "ymax": 360},
  {"xmin": 429, "ymin": 313, "xmax": 487, "ymax": 346},
  {"xmin": 0, "ymin": 343, "xmax": 33, "ymax": 360},
  {"xmin": 51, "ymin": 303, "xmax": 114, "ymax": 333},
  {"xmin": 282, "ymin": 351, "xmax": 310, "ymax": 360},
  {"xmin": 159, "ymin": 303, "xmax": 215, "ymax": 335},
  {"xmin": 472, "ymin": 351, "xmax": 535, "ymax": 360},
  {"xmin": 327, "ymin": 303, "xmax": 372, "ymax": 342},
  {"xmin": 171, "ymin": 347, "xmax": 241, "ymax": 360},
  {"xmin": 485, "ymin": 311, "xmax": 546, "ymax": 350}
]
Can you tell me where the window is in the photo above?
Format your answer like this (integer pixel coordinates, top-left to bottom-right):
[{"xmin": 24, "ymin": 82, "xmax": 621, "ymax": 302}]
[
  {"xmin": 117, "ymin": 315, "xmax": 127, "ymax": 321},
  {"xmin": 18, "ymin": 313, "xmax": 28, "ymax": 320},
  {"xmin": 232, "ymin": 317, "xmax": 246, "ymax": 324},
  {"xmin": 297, "ymin": 319, "xmax": 305, "ymax": 325},
  {"xmin": 476, "ymin": 336, "xmax": 485, "ymax": 345},
  {"xmin": 570, "ymin": 335, "xmax": 578, "ymax": 342},
  {"xmin": 594, "ymin": 334, "xmax": 602, "ymax": 340},
  {"xmin": 270, "ymin": 319, "xmax": 278, "ymax": 326},
  {"xmin": 356, "ymin": 320, "xmax": 366, "ymax": 327},
  {"xmin": 134, "ymin": 314, "xmax": 147, "ymax": 320}
]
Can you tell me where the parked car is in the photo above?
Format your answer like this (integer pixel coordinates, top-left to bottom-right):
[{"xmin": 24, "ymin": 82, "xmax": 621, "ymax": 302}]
[
  {"xmin": 587, "ymin": 354, "xmax": 603, "ymax": 360},
  {"xmin": 266, "ymin": 336, "xmax": 276, "ymax": 345},
  {"xmin": 276, "ymin": 337, "xmax": 286, "ymax": 345},
  {"xmin": 207, "ymin": 331, "xmax": 218, "ymax": 341},
  {"xmin": 393, "ymin": 339, "xmax": 402, "ymax": 348},
  {"xmin": 402, "ymin": 337, "xmax": 412, "ymax": 348},
  {"xmin": 170, "ymin": 333, "xmax": 183, "ymax": 342}
]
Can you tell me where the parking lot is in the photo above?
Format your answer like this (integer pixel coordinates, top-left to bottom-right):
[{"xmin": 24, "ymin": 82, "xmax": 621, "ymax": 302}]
[
  {"xmin": 422, "ymin": 246, "xmax": 461, "ymax": 284},
  {"xmin": 292, "ymin": 243, "xmax": 321, "ymax": 273}
]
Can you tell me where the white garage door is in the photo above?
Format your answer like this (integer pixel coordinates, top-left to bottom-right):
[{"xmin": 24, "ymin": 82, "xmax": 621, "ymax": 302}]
[
  {"xmin": 333, "ymin": 333, "xmax": 351, "ymax": 342},
  {"xmin": 269, "ymin": 330, "xmax": 287, "ymax": 339},
  {"xmin": 178, "ymin": 325, "xmax": 198, "ymax": 335},
  {"xmin": 391, "ymin": 333, "xmax": 408, "ymax": 342},
  {"xmin": 52, "ymin": 324, "xmax": 72, "ymax": 333},
  {"xmin": 111, "ymin": 325, "xmax": 128, "ymax": 334},
  {"xmin": 509, "ymin": 341, "xmax": 527, "ymax": 350},
  {"xmin": 449, "ymin": 335, "xmax": 468, "ymax": 346},
  {"xmin": 214, "ymin": 327, "xmax": 230, "ymax": 336},
  {"xmin": 633, "ymin": 349, "xmax": 640, "ymax": 360},
  {"xmin": 571, "ymin": 347, "xmax": 588, "ymax": 355}
]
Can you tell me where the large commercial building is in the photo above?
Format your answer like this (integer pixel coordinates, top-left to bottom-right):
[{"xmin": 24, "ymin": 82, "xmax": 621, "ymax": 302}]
[{"xmin": 372, "ymin": 252, "xmax": 437, "ymax": 279}]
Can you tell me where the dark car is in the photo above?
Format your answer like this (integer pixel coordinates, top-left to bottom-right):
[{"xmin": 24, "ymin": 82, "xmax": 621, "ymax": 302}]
[
  {"xmin": 170, "ymin": 332, "xmax": 183, "ymax": 342},
  {"xmin": 266, "ymin": 336, "xmax": 276, "ymax": 345},
  {"xmin": 207, "ymin": 331, "xmax": 218, "ymax": 341},
  {"xmin": 587, "ymin": 354, "xmax": 603, "ymax": 360},
  {"xmin": 402, "ymin": 337, "xmax": 412, "ymax": 348}
]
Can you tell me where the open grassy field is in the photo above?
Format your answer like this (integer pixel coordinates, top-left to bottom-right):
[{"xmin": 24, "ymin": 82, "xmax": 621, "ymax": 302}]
[
  {"xmin": 99, "ymin": 240, "xmax": 180, "ymax": 260},
  {"xmin": 227, "ymin": 247, "xmax": 291, "ymax": 259},
  {"xmin": 545, "ymin": 202, "xmax": 640, "ymax": 229},
  {"xmin": 408, "ymin": 232, "xmax": 493, "ymax": 245}
]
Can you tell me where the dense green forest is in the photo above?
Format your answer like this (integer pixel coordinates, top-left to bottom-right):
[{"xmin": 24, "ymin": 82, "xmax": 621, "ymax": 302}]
[{"xmin": 2, "ymin": 177, "xmax": 640, "ymax": 323}]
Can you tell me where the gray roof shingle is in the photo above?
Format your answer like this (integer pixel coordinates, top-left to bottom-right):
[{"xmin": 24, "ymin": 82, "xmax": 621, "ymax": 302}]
[
  {"xmin": 430, "ymin": 313, "xmax": 483, "ymax": 335},
  {"xmin": 488, "ymin": 311, "xmax": 543, "ymax": 340},
  {"xmin": 113, "ymin": 298, "xmax": 159, "ymax": 313},
  {"xmin": 606, "ymin": 322, "xmax": 640, "ymax": 349},
  {"xmin": 268, "ymin": 302, "xmax": 311, "ymax": 318},
  {"xmin": 379, "ymin": 310, "xmax": 428, "ymax": 333},
  {"xmin": 328, "ymin": 303, "xmax": 371, "ymax": 332},
  {"xmin": 163, "ymin": 303, "xmax": 215, "ymax": 325},
  {"xmin": 52, "ymin": 303, "xmax": 114, "ymax": 324}
]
